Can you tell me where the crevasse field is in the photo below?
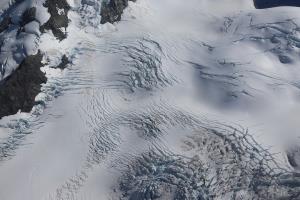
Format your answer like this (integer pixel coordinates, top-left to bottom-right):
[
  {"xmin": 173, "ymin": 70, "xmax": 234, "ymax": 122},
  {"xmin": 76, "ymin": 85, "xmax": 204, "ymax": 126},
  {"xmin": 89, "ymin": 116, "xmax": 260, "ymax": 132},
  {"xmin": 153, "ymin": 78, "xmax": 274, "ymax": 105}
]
[{"xmin": 0, "ymin": 0, "xmax": 300, "ymax": 199}]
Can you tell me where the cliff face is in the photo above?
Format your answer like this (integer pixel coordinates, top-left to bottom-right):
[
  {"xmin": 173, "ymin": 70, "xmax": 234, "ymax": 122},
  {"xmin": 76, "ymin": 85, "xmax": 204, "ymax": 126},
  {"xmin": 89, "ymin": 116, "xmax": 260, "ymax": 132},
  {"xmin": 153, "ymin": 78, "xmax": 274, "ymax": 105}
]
[
  {"xmin": 0, "ymin": 52, "xmax": 46, "ymax": 119},
  {"xmin": 0, "ymin": 1, "xmax": 46, "ymax": 118}
]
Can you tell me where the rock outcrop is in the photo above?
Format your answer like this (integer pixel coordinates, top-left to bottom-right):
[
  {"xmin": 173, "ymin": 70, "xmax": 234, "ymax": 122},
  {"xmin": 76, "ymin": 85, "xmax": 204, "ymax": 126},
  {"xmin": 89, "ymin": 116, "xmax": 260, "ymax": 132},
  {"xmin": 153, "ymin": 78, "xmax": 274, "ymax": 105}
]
[
  {"xmin": 0, "ymin": 51, "xmax": 46, "ymax": 119},
  {"xmin": 0, "ymin": 17, "xmax": 11, "ymax": 33},
  {"xmin": 40, "ymin": 0, "xmax": 71, "ymax": 41},
  {"xmin": 101, "ymin": 0, "xmax": 136, "ymax": 24},
  {"xmin": 0, "ymin": 0, "xmax": 135, "ymax": 119}
]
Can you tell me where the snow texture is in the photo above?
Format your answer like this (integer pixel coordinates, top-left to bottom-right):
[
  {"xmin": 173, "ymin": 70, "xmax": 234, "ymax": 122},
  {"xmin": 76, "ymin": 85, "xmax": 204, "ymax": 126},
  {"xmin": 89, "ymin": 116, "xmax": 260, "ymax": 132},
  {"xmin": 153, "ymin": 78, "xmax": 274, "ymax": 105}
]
[
  {"xmin": 0, "ymin": 0, "xmax": 48, "ymax": 80},
  {"xmin": 0, "ymin": 0, "xmax": 300, "ymax": 200}
]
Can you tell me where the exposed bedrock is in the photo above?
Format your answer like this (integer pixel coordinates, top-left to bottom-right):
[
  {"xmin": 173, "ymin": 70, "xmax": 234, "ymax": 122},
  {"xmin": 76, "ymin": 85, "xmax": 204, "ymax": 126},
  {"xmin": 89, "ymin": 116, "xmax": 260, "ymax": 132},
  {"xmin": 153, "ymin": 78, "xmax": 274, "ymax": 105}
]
[
  {"xmin": 0, "ymin": 17, "xmax": 11, "ymax": 33},
  {"xmin": 40, "ymin": 0, "xmax": 71, "ymax": 41},
  {"xmin": 0, "ymin": 0, "xmax": 137, "ymax": 119},
  {"xmin": 0, "ymin": 2, "xmax": 46, "ymax": 119},
  {"xmin": 51, "ymin": 54, "xmax": 71, "ymax": 70},
  {"xmin": 0, "ymin": 0, "xmax": 72, "ymax": 119},
  {"xmin": 254, "ymin": 0, "xmax": 300, "ymax": 9},
  {"xmin": 100, "ymin": 0, "xmax": 136, "ymax": 24},
  {"xmin": 0, "ymin": 51, "xmax": 46, "ymax": 119},
  {"xmin": 20, "ymin": 7, "xmax": 36, "ymax": 26}
]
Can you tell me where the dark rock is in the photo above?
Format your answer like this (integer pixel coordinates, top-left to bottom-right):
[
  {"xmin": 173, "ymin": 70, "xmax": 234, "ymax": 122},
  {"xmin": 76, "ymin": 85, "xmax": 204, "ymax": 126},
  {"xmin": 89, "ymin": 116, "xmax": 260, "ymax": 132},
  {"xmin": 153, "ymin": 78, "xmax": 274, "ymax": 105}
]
[
  {"xmin": 40, "ymin": 0, "xmax": 71, "ymax": 41},
  {"xmin": 21, "ymin": 7, "xmax": 36, "ymax": 26},
  {"xmin": 254, "ymin": 0, "xmax": 300, "ymax": 9},
  {"xmin": 17, "ymin": 7, "xmax": 37, "ymax": 35},
  {"xmin": 100, "ymin": 0, "xmax": 136, "ymax": 24},
  {"xmin": 0, "ymin": 17, "xmax": 11, "ymax": 33},
  {"xmin": 53, "ymin": 54, "xmax": 70, "ymax": 70},
  {"xmin": 0, "ymin": 51, "xmax": 47, "ymax": 119}
]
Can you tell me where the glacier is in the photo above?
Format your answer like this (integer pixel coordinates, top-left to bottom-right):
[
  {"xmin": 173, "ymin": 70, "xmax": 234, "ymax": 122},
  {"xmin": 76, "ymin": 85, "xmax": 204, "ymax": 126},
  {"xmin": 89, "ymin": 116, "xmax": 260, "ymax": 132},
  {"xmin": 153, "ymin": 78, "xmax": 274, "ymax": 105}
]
[{"xmin": 0, "ymin": 0, "xmax": 300, "ymax": 199}]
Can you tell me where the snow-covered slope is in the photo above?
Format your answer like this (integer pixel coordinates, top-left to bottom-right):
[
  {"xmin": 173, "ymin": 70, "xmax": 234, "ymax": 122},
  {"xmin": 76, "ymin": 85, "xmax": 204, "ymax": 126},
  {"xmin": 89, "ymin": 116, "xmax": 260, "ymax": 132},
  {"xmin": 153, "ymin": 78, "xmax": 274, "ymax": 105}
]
[
  {"xmin": 0, "ymin": 0, "xmax": 48, "ymax": 80},
  {"xmin": 0, "ymin": 0, "xmax": 300, "ymax": 199}
]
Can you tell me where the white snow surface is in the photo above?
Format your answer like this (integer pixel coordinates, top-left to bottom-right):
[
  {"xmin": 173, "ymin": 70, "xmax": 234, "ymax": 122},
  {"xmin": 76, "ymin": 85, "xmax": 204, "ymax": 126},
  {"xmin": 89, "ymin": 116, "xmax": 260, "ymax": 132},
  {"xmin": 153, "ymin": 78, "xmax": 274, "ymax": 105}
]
[
  {"xmin": 0, "ymin": 0, "xmax": 48, "ymax": 80},
  {"xmin": 0, "ymin": 0, "xmax": 300, "ymax": 199}
]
